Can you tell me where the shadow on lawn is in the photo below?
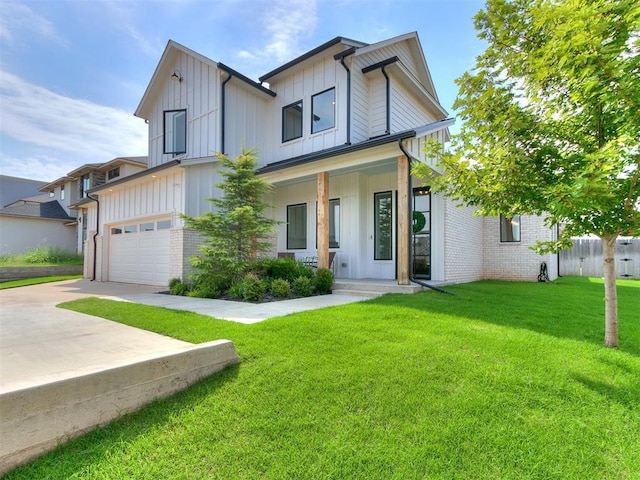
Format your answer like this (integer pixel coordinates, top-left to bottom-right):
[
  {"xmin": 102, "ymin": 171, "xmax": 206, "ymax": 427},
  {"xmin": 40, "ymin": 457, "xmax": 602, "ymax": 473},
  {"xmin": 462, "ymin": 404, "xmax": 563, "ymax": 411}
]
[
  {"xmin": 5, "ymin": 364, "xmax": 241, "ymax": 479},
  {"xmin": 370, "ymin": 278, "xmax": 640, "ymax": 356}
]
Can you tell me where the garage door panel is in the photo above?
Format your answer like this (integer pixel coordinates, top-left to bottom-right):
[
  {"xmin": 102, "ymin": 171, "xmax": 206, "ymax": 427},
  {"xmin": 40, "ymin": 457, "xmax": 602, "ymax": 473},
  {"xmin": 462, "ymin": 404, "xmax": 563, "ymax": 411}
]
[{"xmin": 108, "ymin": 219, "xmax": 171, "ymax": 286}]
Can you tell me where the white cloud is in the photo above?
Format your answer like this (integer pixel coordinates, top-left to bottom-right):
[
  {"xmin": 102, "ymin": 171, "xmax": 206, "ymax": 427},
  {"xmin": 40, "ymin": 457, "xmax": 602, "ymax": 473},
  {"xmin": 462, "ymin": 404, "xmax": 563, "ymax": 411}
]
[
  {"xmin": 237, "ymin": 0, "xmax": 318, "ymax": 65},
  {"xmin": 0, "ymin": 2, "xmax": 64, "ymax": 45},
  {"xmin": 102, "ymin": 1, "xmax": 162, "ymax": 58},
  {"xmin": 0, "ymin": 70, "xmax": 147, "ymax": 180}
]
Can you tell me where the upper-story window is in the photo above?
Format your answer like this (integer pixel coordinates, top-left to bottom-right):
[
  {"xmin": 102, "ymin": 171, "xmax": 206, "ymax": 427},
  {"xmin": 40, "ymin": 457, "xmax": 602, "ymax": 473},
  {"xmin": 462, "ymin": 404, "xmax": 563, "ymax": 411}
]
[
  {"xmin": 81, "ymin": 174, "xmax": 91, "ymax": 197},
  {"xmin": 107, "ymin": 167, "xmax": 120, "ymax": 180},
  {"xmin": 282, "ymin": 101, "xmax": 303, "ymax": 143},
  {"xmin": 60, "ymin": 184, "xmax": 65, "ymax": 201},
  {"xmin": 164, "ymin": 109, "xmax": 186, "ymax": 155},
  {"xmin": 49, "ymin": 191, "xmax": 54, "ymax": 198},
  {"xmin": 500, "ymin": 214, "xmax": 521, "ymax": 242},
  {"xmin": 311, "ymin": 88, "xmax": 335, "ymax": 134}
]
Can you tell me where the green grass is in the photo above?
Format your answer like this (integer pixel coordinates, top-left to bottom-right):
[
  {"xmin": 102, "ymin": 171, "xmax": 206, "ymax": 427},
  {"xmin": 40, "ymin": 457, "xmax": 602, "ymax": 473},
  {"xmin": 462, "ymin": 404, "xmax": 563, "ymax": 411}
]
[
  {"xmin": 6, "ymin": 277, "xmax": 639, "ymax": 479},
  {"xmin": 0, "ymin": 275, "xmax": 82, "ymax": 289},
  {"xmin": 0, "ymin": 246, "xmax": 83, "ymax": 267}
]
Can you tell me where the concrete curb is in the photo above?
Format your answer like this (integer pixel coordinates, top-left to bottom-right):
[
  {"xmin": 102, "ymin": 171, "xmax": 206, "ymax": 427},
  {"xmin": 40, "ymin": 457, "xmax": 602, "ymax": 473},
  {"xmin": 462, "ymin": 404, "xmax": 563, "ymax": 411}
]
[{"xmin": 0, "ymin": 339, "xmax": 239, "ymax": 475}]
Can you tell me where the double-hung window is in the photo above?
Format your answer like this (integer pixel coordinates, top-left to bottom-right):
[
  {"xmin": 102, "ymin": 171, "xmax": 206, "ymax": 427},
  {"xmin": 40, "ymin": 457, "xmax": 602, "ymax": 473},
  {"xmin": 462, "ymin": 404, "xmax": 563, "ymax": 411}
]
[
  {"xmin": 164, "ymin": 109, "xmax": 186, "ymax": 155},
  {"xmin": 287, "ymin": 203, "xmax": 307, "ymax": 249},
  {"xmin": 282, "ymin": 101, "xmax": 303, "ymax": 142},
  {"xmin": 311, "ymin": 88, "xmax": 335, "ymax": 134},
  {"xmin": 500, "ymin": 214, "xmax": 521, "ymax": 242}
]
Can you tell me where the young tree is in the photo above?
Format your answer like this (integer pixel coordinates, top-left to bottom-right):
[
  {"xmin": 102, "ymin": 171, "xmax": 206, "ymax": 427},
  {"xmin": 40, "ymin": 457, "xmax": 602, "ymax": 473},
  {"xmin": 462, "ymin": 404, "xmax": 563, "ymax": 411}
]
[
  {"xmin": 182, "ymin": 147, "xmax": 277, "ymax": 288},
  {"xmin": 418, "ymin": 0, "xmax": 639, "ymax": 347}
]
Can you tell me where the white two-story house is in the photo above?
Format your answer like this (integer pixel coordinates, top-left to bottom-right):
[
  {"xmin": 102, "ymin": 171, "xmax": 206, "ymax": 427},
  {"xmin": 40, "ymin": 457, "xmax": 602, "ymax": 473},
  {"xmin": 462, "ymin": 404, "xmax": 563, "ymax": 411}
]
[{"xmin": 83, "ymin": 32, "xmax": 558, "ymax": 287}]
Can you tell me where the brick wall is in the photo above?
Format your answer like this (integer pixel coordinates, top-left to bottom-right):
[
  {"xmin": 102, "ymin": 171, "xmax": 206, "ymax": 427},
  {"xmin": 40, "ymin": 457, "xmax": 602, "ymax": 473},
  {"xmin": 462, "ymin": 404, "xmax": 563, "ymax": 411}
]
[
  {"xmin": 443, "ymin": 201, "xmax": 484, "ymax": 284},
  {"xmin": 483, "ymin": 215, "xmax": 558, "ymax": 281},
  {"xmin": 169, "ymin": 228, "xmax": 206, "ymax": 281}
]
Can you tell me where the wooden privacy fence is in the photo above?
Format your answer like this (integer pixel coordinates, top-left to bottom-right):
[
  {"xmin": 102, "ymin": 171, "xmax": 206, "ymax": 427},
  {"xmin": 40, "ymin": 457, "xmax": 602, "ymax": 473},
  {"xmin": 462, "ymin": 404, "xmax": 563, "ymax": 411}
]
[{"xmin": 559, "ymin": 238, "xmax": 639, "ymax": 278}]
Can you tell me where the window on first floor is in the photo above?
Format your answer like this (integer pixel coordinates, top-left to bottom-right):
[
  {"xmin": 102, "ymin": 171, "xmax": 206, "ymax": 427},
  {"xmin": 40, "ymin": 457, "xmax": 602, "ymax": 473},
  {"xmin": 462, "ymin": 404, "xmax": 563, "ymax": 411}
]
[
  {"xmin": 311, "ymin": 88, "xmax": 335, "ymax": 134},
  {"xmin": 315, "ymin": 198, "xmax": 341, "ymax": 249},
  {"xmin": 374, "ymin": 191, "xmax": 393, "ymax": 260},
  {"xmin": 500, "ymin": 214, "xmax": 521, "ymax": 242},
  {"xmin": 287, "ymin": 203, "xmax": 307, "ymax": 249},
  {"xmin": 164, "ymin": 109, "xmax": 187, "ymax": 155},
  {"xmin": 282, "ymin": 101, "xmax": 303, "ymax": 142}
]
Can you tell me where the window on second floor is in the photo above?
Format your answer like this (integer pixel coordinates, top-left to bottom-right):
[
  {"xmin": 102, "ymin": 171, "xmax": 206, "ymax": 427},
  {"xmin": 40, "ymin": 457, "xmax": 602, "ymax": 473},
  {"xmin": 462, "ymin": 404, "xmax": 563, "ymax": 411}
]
[
  {"xmin": 81, "ymin": 174, "xmax": 91, "ymax": 197},
  {"xmin": 311, "ymin": 88, "xmax": 335, "ymax": 134},
  {"xmin": 500, "ymin": 214, "xmax": 521, "ymax": 242},
  {"xmin": 60, "ymin": 184, "xmax": 65, "ymax": 201},
  {"xmin": 107, "ymin": 167, "xmax": 120, "ymax": 180},
  {"xmin": 164, "ymin": 109, "xmax": 187, "ymax": 155},
  {"xmin": 282, "ymin": 101, "xmax": 303, "ymax": 143}
]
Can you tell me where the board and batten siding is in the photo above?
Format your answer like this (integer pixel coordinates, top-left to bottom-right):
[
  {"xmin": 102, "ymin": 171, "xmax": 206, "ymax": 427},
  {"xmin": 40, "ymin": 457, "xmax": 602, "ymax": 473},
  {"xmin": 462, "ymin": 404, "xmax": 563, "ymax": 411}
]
[
  {"xmin": 99, "ymin": 170, "xmax": 184, "ymax": 226},
  {"xmin": 266, "ymin": 49, "xmax": 348, "ymax": 163},
  {"xmin": 147, "ymin": 51, "xmax": 220, "ymax": 168}
]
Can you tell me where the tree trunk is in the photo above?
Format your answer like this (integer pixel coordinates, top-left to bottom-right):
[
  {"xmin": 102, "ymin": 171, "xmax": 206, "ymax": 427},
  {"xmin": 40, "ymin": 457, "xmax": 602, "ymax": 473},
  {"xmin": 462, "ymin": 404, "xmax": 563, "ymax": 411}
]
[{"xmin": 602, "ymin": 235, "xmax": 618, "ymax": 348}]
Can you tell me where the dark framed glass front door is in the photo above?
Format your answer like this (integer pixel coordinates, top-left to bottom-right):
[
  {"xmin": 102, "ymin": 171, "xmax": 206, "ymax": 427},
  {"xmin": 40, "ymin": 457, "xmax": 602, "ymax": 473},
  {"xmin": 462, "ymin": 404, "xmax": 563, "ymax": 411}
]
[{"xmin": 412, "ymin": 187, "xmax": 431, "ymax": 279}]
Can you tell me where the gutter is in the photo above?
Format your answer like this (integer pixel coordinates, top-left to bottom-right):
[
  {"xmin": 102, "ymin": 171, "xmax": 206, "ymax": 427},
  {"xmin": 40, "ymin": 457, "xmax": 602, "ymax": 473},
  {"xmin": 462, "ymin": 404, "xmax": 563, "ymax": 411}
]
[
  {"xmin": 86, "ymin": 193, "xmax": 99, "ymax": 281},
  {"xmin": 221, "ymin": 72, "xmax": 232, "ymax": 155},
  {"xmin": 397, "ymin": 139, "xmax": 454, "ymax": 295},
  {"xmin": 334, "ymin": 47, "xmax": 357, "ymax": 145}
]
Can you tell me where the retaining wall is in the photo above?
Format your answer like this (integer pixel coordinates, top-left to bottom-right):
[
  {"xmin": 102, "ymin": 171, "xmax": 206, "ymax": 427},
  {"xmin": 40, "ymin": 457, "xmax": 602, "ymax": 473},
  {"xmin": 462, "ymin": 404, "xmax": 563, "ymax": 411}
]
[{"xmin": 0, "ymin": 266, "xmax": 83, "ymax": 281}]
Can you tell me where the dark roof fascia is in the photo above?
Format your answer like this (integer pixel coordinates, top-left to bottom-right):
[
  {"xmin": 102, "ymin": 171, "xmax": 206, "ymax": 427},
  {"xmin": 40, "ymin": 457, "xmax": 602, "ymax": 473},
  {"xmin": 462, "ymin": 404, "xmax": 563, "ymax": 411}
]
[
  {"xmin": 69, "ymin": 197, "xmax": 96, "ymax": 209},
  {"xmin": 217, "ymin": 63, "xmax": 276, "ymax": 97},
  {"xmin": 257, "ymin": 131, "xmax": 416, "ymax": 175},
  {"xmin": 260, "ymin": 36, "xmax": 367, "ymax": 82},
  {"xmin": 333, "ymin": 46, "xmax": 357, "ymax": 60},
  {"xmin": 88, "ymin": 160, "xmax": 181, "ymax": 193},
  {"xmin": 362, "ymin": 56, "xmax": 400, "ymax": 74}
]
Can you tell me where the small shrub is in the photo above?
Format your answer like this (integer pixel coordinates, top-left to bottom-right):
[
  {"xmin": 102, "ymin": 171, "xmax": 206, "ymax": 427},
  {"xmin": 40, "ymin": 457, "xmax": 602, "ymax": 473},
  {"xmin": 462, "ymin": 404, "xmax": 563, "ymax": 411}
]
[
  {"xmin": 315, "ymin": 268, "xmax": 334, "ymax": 294},
  {"xmin": 270, "ymin": 278, "xmax": 291, "ymax": 298},
  {"xmin": 227, "ymin": 282, "xmax": 244, "ymax": 300},
  {"xmin": 241, "ymin": 272, "xmax": 266, "ymax": 302},
  {"xmin": 292, "ymin": 276, "xmax": 314, "ymax": 297},
  {"xmin": 169, "ymin": 278, "xmax": 190, "ymax": 296},
  {"xmin": 22, "ymin": 246, "xmax": 82, "ymax": 264}
]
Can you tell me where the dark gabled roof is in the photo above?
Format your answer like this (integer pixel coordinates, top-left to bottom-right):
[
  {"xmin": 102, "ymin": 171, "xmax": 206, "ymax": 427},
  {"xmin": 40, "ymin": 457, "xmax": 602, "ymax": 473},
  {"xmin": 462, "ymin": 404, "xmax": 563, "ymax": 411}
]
[
  {"xmin": 259, "ymin": 36, "xmax": 368, "ymax": 82},
  {"xmin": 0, "ymin": 200, "xmax": 75, "ymax": 221},
  {"xmin": 218, "ymin": 63, "xmax": 276, "ymax": 97},
  {"xmin": 257, "ymin": 130, "xmax": 416, "ymax": 175}
]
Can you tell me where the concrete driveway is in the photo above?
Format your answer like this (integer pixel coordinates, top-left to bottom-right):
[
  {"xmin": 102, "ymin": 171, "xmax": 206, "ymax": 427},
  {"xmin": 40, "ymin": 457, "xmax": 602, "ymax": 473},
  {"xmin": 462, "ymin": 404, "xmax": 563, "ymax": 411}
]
[{"xmin": 0, "ymin": 279, "xmax": 191, "ymax": 393}]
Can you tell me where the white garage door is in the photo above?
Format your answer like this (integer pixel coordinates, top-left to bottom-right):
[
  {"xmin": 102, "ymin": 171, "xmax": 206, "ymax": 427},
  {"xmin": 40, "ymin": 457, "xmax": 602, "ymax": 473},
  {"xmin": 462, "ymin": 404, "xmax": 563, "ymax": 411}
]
[{"xmin": 108, "ymin": 218, "xmax": 171, "ymax": 286}]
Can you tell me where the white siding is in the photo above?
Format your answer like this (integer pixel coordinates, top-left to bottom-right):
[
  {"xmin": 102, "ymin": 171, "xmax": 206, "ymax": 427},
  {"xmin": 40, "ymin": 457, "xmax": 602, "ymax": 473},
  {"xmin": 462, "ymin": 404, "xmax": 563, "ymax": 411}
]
[
  {"xmin": 350, "ymin": 57, "xmax": 369, "ymax": 144},
  {"xmin": 368, "ymin": 75, "xmax": 387, "ymax": 137},
  {"xmin": 147, "ymin": 52, "xmax": 220, "ymax": 168},
  {"xmin": 390, "ymin": 81, "xmax": 437, "ymax": 132},
  {"xmin": 99, "ymin": 170, "xmax": 184, "ymax": 225},
  {"xmin": 184, "ymin": 163, "xmax": 224, "ymax": 217},
  {"xmin": 266, "ymin": 50, "xmax": 348, "ymax": 163}
]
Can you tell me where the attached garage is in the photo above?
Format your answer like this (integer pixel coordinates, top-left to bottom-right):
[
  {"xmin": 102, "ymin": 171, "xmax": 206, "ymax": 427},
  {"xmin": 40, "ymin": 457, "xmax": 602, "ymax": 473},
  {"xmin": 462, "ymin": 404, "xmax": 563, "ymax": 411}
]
[{"xmin": 108, "ymin": 218, "xmax": 171, "ymax": 286}]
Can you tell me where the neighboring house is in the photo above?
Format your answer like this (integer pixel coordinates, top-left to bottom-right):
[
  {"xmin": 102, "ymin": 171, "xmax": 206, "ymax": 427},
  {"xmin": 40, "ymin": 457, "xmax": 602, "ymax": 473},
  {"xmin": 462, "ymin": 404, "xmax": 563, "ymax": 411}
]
[
  {"xmin": 82, "ymin": 32, "xmax": 557, "ymax": 287},
  {"xmin": 0, "ymin": 175, "xmax": 47, "ymax": 208},
  {"xmin": 0, "ymin": 193, "xmax": 76, "ymax": 255}
]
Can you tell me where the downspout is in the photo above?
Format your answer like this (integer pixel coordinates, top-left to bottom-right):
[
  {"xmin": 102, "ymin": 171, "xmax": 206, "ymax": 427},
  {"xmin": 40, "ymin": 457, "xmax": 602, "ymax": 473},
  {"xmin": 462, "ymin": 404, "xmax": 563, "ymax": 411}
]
[
  {"xmin": 398, "ymin": 139, "xmax": 454, "ymax": 295},
  {"xmin": 335, "ymin": 48, "xmax": 355, "ymax": 145},
  {"xmin": 382, "ymin": 66, "xmax": 390, "ymax": 134},
  {"xmin": 557, "ymin": 223, "xmax": 562, "ymax": 277},
  {"xmin": 221, "ymin": 72, "xmax": 232, "ymax": 155},
  {"xmin": 87, "ymin": 193, "xmax": 99, "ymax": 281}
]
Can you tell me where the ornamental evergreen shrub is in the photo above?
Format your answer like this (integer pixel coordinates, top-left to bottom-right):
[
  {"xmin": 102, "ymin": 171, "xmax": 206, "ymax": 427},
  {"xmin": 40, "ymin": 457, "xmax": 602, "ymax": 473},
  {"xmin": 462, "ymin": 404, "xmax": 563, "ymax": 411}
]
[
  {"xmin": 315, "ymin": 268, "xmax": 334, "ymax": 294},
  {"xmin": 292, "ymin": 276, "xmax": 314, "ymax": 297},
  {"xmin": 169, "ymin": 278, "xmax": 190, "ymax": 296},
  {"xmin": 270, "ymin": 278, "xmax": 291, "ymax": 298},
  {"xmin": 240, "ymin": 272, "xmax": 266, "ymax": 302}
]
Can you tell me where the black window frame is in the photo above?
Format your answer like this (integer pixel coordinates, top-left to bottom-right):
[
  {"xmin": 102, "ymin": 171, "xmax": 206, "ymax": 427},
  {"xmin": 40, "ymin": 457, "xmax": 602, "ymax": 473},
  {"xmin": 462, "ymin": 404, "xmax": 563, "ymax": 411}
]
[
  {"xmin": 80, "ymin": 174, "xmax": 91, "ymax": 198},
  {"xmin": 500, "ymin": 214, "xmax": 521, "ymax": 242},
  {"xmin": 107, "ymin": 167, "xmax": 120, "ymax": 180},
  {"xmin": 282, "ymin": 100, "xmax": 303, "ymax": 143},
  {"xmin": 163, "ymin": 109, "xmax": 187, "ymax": 155},
  {"xmin": 311, "ymin": 87, "xmax": 335, "ymax": 134},
  {"xmin": 374, "ymin": 191, "xmax": 393, "ymax": 260},
  {"xmin": 286, "ymin": 203, "xmax": 307, "ymax": 249}
]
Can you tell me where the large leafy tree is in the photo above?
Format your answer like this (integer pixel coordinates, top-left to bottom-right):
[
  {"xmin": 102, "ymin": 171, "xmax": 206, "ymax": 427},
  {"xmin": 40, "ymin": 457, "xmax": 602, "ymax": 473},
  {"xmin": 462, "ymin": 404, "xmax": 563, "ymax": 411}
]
[
  {"xmin": 419, "ymin": 0, "xmax": 639, "ymax": 347},
  {"xmin": 182, "ymin": 148, "xmax": 277, "ymax": 289}
]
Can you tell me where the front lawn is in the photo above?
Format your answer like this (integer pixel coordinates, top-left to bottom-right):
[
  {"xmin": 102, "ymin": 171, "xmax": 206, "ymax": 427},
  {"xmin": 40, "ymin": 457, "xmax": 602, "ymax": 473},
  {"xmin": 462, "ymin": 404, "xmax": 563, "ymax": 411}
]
[
  {"xmin": 6, "ymin": 277, "xmax": 639, "ymax": 479},
  {"xmin": 0, "ymin": 275, "xmax": 82, "ymax": 290}
]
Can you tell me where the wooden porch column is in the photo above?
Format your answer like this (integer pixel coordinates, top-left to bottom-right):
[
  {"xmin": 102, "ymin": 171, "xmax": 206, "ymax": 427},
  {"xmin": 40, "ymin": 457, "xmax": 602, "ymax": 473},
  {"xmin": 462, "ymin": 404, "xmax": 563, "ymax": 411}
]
[
  {"xmin": 397, "ymin": 155, "xmax": 410, "ymax": 285},
  {"xmin": 317, "ymin": 172, "xmax": 330, "ymax": 270}
]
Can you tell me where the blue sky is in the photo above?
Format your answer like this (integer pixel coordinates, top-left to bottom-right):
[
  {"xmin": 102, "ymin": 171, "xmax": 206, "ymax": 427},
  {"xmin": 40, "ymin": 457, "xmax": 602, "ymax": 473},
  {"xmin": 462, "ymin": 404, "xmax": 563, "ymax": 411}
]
[{"xmin": 0, "ymin": 0, "xmax": 486, "ymax": 182}]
